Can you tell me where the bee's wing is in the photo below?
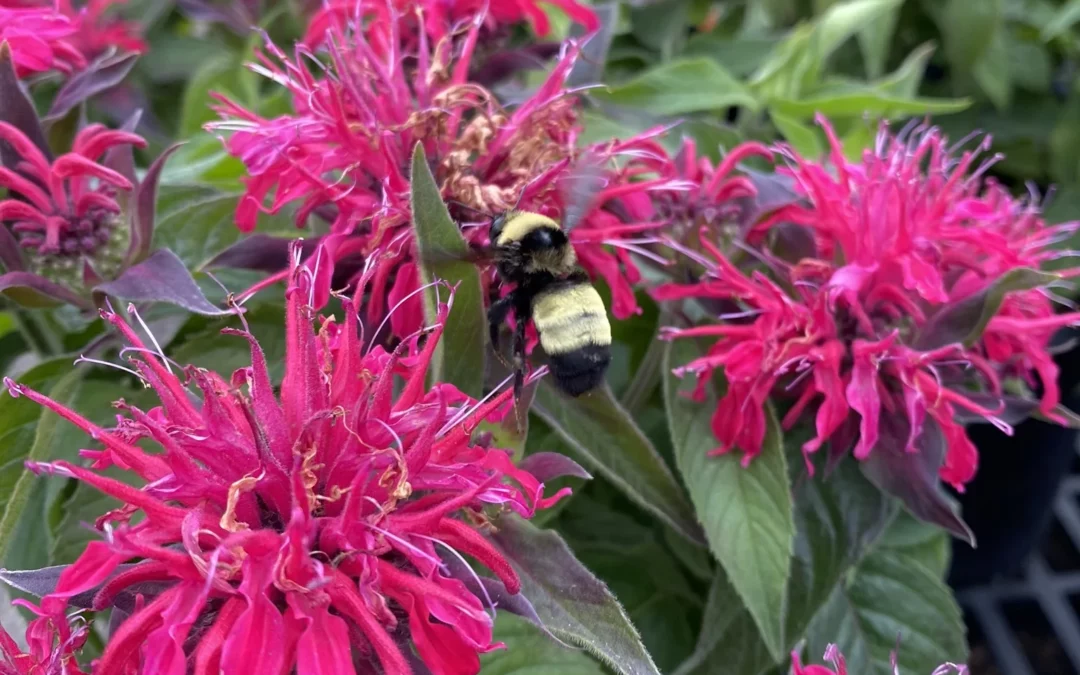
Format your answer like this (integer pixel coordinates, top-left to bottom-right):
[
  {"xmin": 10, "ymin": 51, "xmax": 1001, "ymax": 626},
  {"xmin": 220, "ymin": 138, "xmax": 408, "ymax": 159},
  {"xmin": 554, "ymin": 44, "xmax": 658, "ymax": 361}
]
[{"xmin": 559, "ymin": 153, "xmax": 609, "ymax": 233}]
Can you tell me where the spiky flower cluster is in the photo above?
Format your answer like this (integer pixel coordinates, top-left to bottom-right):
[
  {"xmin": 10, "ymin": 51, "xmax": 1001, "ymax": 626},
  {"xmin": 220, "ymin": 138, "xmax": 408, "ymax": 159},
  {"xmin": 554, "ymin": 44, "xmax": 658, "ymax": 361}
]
[
  {"xmin": 660, "ymin": 117, "xmax": 1080, "ymax": 493},
  {"xmin": 208, "ymin": 5, "xmax": 690, "ymax": 333},
  {"xmin": 6, "ymin": 252, "xmax": 574, "ymax": 674}
]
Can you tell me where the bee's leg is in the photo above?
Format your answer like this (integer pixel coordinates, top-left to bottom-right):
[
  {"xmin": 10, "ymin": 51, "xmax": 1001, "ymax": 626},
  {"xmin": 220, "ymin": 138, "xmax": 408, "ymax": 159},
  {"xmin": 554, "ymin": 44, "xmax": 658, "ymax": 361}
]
[
  {"xmin": 487, "ymin": 292, "xmax": 515, "ymax": 368},
  {"xmin": 512, "ymin": 309, "xmax": 528, "ymax": 403}
]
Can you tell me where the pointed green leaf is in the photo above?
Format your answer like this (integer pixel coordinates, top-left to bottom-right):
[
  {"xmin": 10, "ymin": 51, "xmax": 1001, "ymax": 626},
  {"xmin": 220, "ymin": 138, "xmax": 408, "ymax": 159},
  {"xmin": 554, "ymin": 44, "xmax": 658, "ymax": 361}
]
[
  {"xmin": 805, "ymin": 520, "xmax": 968, "ymax": 674},
  {"xmin": 768, "ymin": 92, "xmax": 969, "ymax": 119},
  {"xmin": 0, "ymin": 363, "xmax": 83, "ymax": 566},
  {"xmin": 663, "ymin": 339, "xmax": 794, "ymax": 659},
  {"xmin": 480, "ymin": 614, "xmax": 607, "ymax": 675},
  {"xmin": 531, "ymin": 382, "xmax": 703, "ymax": 546},
  {"xmin": 593, "ymin": 59, "xmax": 760, "ymax": 116},
  {"xmin": 671, "ymin": 573, "xmax": 777, "ymax": 675},
  {"xmin": 409, "ymin": 143, "xmax": 487, "ymax": 398},
  {"xmin": 489, "ymin": 515, "xmax": 662, "ymax": 675},
  {"xmin": 914, "ymin": 267, "xmax": 1059, "ymax": 350}
]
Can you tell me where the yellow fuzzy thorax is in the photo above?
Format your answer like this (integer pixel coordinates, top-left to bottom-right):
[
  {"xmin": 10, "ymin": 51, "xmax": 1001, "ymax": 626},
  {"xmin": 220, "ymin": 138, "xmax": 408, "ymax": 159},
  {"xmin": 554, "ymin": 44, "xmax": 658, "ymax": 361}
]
[{"xmin": 495, "ymin": 211, "xmax": 560, "ymax": 246}]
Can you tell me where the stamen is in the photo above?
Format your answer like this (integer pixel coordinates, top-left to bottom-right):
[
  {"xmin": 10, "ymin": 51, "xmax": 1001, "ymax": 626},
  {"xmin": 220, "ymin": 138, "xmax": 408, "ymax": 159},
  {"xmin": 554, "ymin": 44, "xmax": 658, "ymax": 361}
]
[
  {"xmin": 73, "ymin": 355, "xmax": 147, "ymax": 384},
  {"xmin": 126, "ymin": 304, "xmax": 172, "ymax": 375},
  {"xmin": 410, "ymin": 532, "xmax": 498, "ymax": 619}
]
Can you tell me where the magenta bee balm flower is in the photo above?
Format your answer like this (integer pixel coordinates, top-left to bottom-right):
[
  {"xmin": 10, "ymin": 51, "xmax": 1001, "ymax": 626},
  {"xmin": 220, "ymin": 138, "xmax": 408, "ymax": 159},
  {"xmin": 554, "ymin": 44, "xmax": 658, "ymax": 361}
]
[
  {"xmin": 659, "ymin": 116, "xmax": 1080, "ymax": 534},
  {"xmin": 4, "ymin": 250, "xmax": 571, "ymax": 674}
]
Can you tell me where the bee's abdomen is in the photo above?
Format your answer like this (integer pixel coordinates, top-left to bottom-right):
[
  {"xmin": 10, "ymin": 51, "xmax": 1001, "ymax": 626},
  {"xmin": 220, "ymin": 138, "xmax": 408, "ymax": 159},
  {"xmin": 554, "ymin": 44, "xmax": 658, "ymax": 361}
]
[{"xmin": 532, "ymin": 283, "xmax": 612, "ymax": 396}]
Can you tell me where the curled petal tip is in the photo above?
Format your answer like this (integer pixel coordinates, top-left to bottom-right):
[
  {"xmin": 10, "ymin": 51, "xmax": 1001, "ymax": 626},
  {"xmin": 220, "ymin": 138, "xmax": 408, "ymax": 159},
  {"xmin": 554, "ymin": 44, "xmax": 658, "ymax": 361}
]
[{"xmin": 3, "ymin": 377, "xmax": 21, "ymax": 397}]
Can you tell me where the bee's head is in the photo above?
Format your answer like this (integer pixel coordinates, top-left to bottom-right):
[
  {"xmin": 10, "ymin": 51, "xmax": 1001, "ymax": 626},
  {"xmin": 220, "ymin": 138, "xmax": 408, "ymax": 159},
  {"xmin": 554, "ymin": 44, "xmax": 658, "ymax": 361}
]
[{"xmin": 489, "ymin": 212, "xmax": 509, "ymax": 243}]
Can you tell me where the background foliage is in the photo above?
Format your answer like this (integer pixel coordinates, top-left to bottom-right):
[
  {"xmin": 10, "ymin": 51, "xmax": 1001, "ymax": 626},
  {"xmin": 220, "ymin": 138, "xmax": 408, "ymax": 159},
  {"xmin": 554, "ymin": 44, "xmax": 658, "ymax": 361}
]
[{"xmin": 5, "ymin": 0, "xmax": 1079, "ymax": 673}]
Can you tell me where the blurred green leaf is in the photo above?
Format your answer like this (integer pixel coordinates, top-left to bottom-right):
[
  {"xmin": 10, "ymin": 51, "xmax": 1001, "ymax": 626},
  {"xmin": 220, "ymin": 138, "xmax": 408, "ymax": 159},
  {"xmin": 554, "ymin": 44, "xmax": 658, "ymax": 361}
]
[
  {"xmin": 769, "ymin": 91, "xmax": 970, "ymax": 119},
  {"xmin": 595, "ymin": 59, "xmax": 760, "ymax": 115},
  {"xmin": 489, "ymin": 515, "xmax": 663, "ymax": 675},
  {"xmin": 811, "ymin": 0, "xmax": 903, "ymax": 69},
  {"xmin": 804, "ymin": 519, "xmax": 967, "ymax": 674},
  {"xmin": 683, "ymin": 35, "xmax": 783, "ymax": 79},
  {"xmin": 663, "ymin": 339, "xmax": 793, "ymax": 660},
  {"xmin": 170, "ymin": 305, "xmax": 287, "ymax": 382},
  {"xmin": 771, "ymin": 111, "xmax": 823, "ymax": 156},
  {"xmin": 972, "ymin": 29, "xmax": 1013, "ymax": 109},
  {"xmin": 480, "ymin": 615, "xmax": 607, "ymax": 675},
  {"xmin": 937, "ymin": 0, "xmax": 1003, "ymax": 73},
  {"xmin": 876, "ymin": 42, "xmax": 936, "ymax": 99},
  {"xmin": 157, "ymin": 136, "xmax": 249, "ymax": 187},
  {"xmin": 630, "ymin": 0, "xmax": 690, "ymax": 59},
  {"xmin": 409, "ymin": 143, "xmax": 487, "ymax": 399},
  {"xmin": 0, "ymin": 364, "xmax": 83, "ymax": 566},
  {"xmin": 1040, "ymin": 0, "xmax": 1080, "ymax": 41},
  {"xmin": 532, "ymin": 382, "xmax": 704, "ymax": 546},
  {"xmin": 855, "ymin": 1, "xmax": 901, "ymax": 78},
  {"xmin": 152, "ymin": 187, "xmax": 297, "ymax": 270}
]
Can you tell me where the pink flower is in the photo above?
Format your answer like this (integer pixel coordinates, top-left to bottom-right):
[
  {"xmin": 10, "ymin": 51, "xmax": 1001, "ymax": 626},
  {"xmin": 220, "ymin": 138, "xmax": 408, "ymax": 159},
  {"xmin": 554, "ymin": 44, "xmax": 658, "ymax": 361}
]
[
  {"xmin": 0, "ymin": 5, "xmax": 86, "ymax": 77},
  {"xmin": 0, "ymin": 120, "xmax": 149, "ymax": 307},
  {"xmin": 209, "ymin": 7, "xmax": 677, "ymax": 332},
  {"xmin": 303, "ymin": 0, "xmax": 598, "ymax": 47},
  {"xmin": 0, "ymin": 0, "xmax": 144, "ymax": 77},
  {"xmin": 0, "ymin": 612, "xmax": 89, "ymax": 675},
  {"xmin": 658, "ymin": 116, "xmax": 1080, "ymax": 491},
  {"xmin": 791, "ymin": 644, "xmax": 968, "ymax": 675},
  {"xmin": 5, "ymin": 247, "xmax": 572, "ymax": 674}
]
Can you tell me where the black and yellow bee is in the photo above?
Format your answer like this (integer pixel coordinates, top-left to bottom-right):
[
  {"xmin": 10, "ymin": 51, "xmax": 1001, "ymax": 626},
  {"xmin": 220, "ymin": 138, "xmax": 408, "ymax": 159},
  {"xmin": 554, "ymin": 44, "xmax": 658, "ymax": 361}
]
[
  {"xmin": 486, "ymin": 208, "xmax": 612, "ymax": 400},
  {"xmin": 437, "ymin": 160, "xmax": 613, "ymax": 402}
]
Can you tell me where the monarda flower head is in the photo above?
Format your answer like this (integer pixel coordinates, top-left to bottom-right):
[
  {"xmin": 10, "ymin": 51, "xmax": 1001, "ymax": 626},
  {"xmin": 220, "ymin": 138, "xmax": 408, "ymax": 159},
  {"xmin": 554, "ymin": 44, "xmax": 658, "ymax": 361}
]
[
  {"xmin": 207, "ymin": 6, "xmax": 682, "ymax": 335},
  {"xmin": 658, "ymin": 116, "xmax": 1080, "ymax": 537},
  {"xmin": 0, "ymin": 0, "xmax": 144, "ymax": 77},
  {"xmin": 791, "ymin": 644, "xmax": 967, "ymax": 675},
  {"xmin": 4, "ymin": 248, "xmax": 574, "ymax": 674},
  {"xmin": 0, "ymin": 612, "xmax": 89, "ymax": 674}
]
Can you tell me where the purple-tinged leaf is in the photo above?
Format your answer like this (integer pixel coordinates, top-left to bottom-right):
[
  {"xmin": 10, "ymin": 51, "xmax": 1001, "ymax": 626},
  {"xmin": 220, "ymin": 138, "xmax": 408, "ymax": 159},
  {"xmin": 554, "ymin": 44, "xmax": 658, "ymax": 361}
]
[
  {"xmin": 0, "ymin": 43, "xmax": 52, "ymax": 169},
  {"xmin": 0, "ymin": 271, "xmax": 91, "ymax": 309},
  {"xmin": 95, "ymin": 248, "xmax": 229, "ymax": 315},
  {"xmin": 102, "ymin": 109, "xmax": 143, "ymax": 185},
  {"xmin": 519, "ymin": 452, "xmax": 592, "ymax": 481},
  {"xmin": 953, "ymin": 394, "xmax": 1039, "ymax": 426},
  {"xmin": 176, "ymin": 0, "xmax": 257, "ymax": 34},
  {"xmin": 860, "ymin": 415, "xmax": 975, "ymax": 545},
  {"xmin": 914, "ymin": 267, "xmax": 1059, "ymax": 350},
  {"xmin": 0, "ymin": 563, "xmax": 168, "ymax": 612},
  {"xmin": 567, "ymin": 3, "xmax": 619, "ymax": 88},
  {"xmin": 488, "ymin": 514, "xmax": 662, "ymax": 675},
  {"xmin": 471, "ymin": 44, "xmax": 561, "ymax": 88},
  {"xmin": 45, "ymin": 51, "xmax": 140, "ymax": 123},
  {"xmin": 0, "ymin": 225, "xmax": 25, "ymax": 272},
  {"xmin": 442, "ymin": 554, "xmax": 546, "ymax": 629},
  {"xmin": 206, "ymin": 234, "xmax": 322, "ymax": 273},
  {"xmin": 737, "ymin": 168, "xmax": 799, "ymax": 230},
  {"xmin": 128, "ymin": 144, "xmax": 183, "ymax": 264}
]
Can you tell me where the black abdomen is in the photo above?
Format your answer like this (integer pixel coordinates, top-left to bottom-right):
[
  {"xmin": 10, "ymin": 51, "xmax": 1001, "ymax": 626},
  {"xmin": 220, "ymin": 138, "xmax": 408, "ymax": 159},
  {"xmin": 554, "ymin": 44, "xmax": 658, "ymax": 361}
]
[{"xmin": 548, "ymin": 344, "xmax": 611, "ymax": 397}]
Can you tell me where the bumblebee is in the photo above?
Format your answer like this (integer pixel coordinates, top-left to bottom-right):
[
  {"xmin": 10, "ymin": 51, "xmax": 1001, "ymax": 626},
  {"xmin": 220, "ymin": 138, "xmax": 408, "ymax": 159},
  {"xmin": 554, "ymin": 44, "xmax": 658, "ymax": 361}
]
[{"xmin": 486, "ymin": 209, "xmax": 612, "ymax": 399}]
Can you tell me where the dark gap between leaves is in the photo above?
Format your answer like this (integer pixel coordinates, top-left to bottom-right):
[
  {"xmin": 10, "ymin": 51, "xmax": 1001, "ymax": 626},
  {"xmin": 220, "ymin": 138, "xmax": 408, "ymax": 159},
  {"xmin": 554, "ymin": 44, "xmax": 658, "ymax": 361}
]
[{"xmin": 1041, "ymin": 518, "xmax": 1080, "ymax": 573}]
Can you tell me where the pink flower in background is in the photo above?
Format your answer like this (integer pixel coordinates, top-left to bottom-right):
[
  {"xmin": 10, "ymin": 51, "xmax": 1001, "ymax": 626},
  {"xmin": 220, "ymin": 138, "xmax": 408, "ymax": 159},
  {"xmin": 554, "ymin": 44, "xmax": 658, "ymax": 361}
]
[
  {"xmin": 659, "ymin": 116, "xmax": 1080, "ymax": 494},
  {"xmin": 303, "ymin": 0, "xmax": 598, "ymax": 47},
  {"xmin": 5, "ymin": 249, "xmax": 572, "ymax": 674},
  {"xmin": 0, "ymin": 5, "xmax": 86, "ymax": 76},
  {"xmin": 0, "ymin": 120, "xmax": 150, "ymax": 306},
  {"xmin": 209, "ymin": 6, "xmax": 681, "ymax": 334},
  {"xmin": 0, "ymin": 613, "xmax": 89, "ymax": 675},
  {"xmin": 791, "ymin": 644, "xmax": 967, "ymax": 675},
  {"xmin": 0, "ymin": 1, "xmax": 144, "ymax": 77}
]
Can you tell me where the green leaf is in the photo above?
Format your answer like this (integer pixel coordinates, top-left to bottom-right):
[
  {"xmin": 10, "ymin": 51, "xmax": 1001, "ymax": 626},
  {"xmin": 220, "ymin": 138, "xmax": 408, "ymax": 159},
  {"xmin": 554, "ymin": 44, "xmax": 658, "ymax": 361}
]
[
  {"xmin": 972, "ymin": 29, "xmax": 1013, "ymax": 109},
  {"xmin": 489, "ymin": 515, "xmax": 662, "ymax": 675},
  {"xmin": 157, "ymin": 135, "xmax": 249, "ymax": 187},
  {"xmin": 771, "ymin": 112, "xmax": 823, "ymax": 157},
  {"xmin": 409, "ymin": 143, "xmax": 486, "ymax": 399},
  {"xmin": 856, "ymin": 1, "xmax": 900, "ymax": 78},
  {"xmin": 811, "ymin": 0, "xmax": 902, "ymax": 65},
  {"xmin": 594, "ymin": 59, "xmax": 760, "ymax": 116},
  {"xmin": 532, "ymin": 381, "xmax": 703, "ymax": 546},
  {"xmin": 876, "ymin": 42, "xmax": 937, "ymax": 99},
  {"xmin": 480, "ymin": 614, "xmax": 607, "ymax": 675},
  {"xmin": 683, "ymin": 35, "xmax": 783, "ymax": 79},
  {"xmin": 663, "ymin": 339, "xmax": 794, "ymax": 659},
  {"xmin": 0, "ymin": 364, "xmax": 83, "ymax": 566},
  {"xmin": 1040, "ymin": 0, "xmax": 1080, "ymax": 41},
  {"xmin": 170, "ymin": 305, "xmax": 287, "ymax": 383},
  {"xmin": 783, "ymin": 456, "xmax": 897, "ymax": 646},
  {"xmin": 805, "ymin": 524, "xmax": 967, "ymax": 674},
  {"xmin": 914, "ymin": 267, "xmax": 1059, "ymax": 350},
  {"xmin": 557, "ymin": 495, "xmax": 702, "ymax": 672},
  {"xmin": 671, "ymin": 573, "xmax": 777, "ymax": 675},
  {"xmin": 937, "ymin": 0, "xmax": 1003, "ymax": 73},
  {"xmin": 768, "ymin": 91, "xmax": 970, "ymax": 119}
]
